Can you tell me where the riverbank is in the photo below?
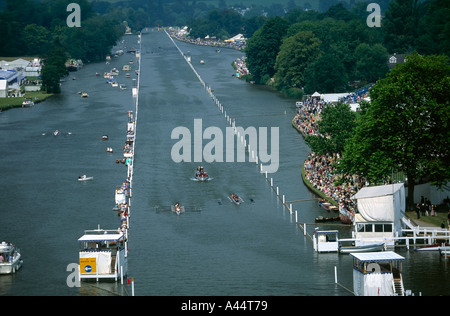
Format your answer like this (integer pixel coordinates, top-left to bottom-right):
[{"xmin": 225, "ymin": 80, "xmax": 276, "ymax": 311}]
[{"xmin": 0, "ymin": 91, "xmax": 53, "ymax": 111}]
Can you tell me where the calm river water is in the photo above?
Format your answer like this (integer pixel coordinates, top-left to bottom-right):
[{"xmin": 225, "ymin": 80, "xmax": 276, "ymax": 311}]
[{"xmin": 0, "ymin": 31, "xmax": 448, "ymax": 297}]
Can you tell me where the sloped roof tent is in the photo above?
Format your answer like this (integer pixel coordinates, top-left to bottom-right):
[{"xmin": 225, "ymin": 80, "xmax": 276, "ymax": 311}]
[
  {"xmin": 225, "ymin": 34, "xmax": 246, "ymax": 42},
  {"xmin": 352, "ymin": 183, "xmax": 405, "ymax": 234}
]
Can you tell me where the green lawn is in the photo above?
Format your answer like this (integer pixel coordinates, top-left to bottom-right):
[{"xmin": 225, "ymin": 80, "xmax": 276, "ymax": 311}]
[
  {"xmin": 0, "ymin": 91, "xmax": 53, "ymax": 111},
  {"xmin": 406, "ymin": 206, "xmax": 449, "ymax": 229}
]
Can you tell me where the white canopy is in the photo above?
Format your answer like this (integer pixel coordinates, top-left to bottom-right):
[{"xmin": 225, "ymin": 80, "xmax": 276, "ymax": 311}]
[
  {"xmin": 350, "ymin": 251, "xmax": 405, "ymax": 262},
  {"xmin": 78, "ymin": 233, "xmax": 123, "ymax": 242},
  {"xmin": 352, "ymin": 183, "xmax": 405, "ymax": 234}
]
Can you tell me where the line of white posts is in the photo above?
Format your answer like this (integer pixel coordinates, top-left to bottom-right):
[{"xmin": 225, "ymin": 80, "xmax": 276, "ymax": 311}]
[{"xmin": 165, "ymin": 30, "xmax": 299, "ymax": 223}]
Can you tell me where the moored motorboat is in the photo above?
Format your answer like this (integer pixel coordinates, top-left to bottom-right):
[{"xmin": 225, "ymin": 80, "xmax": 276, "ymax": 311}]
[
  {"xmin": 22, "ymin": 98, "xmax": 34, "ymax": 107},
  {"xmin": 339, "ymin": 242, "xmax": 385, "ymax": 254},
  {"xmin": 318, "ymin": 199, "xmax": 338, "ymax": 211},
  {"xmin": 315, "ymin": 216, "xmax": 340, "ymax": 223},
  {"xmin": 78, "ymin": 175, "xmax": 93, "ymax": 181},
  {"xmin": 0, "ymin": 241, "xmax": 22, "ymax": 274},
  {"xmin": 414, "ymin": 243, "xmax": 450, "ymax": 251}
]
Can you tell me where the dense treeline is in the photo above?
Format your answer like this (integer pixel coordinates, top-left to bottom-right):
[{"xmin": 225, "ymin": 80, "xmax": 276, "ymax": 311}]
[
  {"xmin": 244, "ymin": 0, "xmax": 450, "ymax": 96},
  {"xmin": 0, "ymin": 0, "xmax": 123, "ymax": 60},
  {"xmin": 0, "ymin": 0, "xmax": 124, "ymax": 93}
]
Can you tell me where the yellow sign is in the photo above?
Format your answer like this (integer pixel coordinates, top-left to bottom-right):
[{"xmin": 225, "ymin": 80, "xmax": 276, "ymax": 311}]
[{"xmin": 79, "ymin": 258, "xmax": 97, "ymax": 274}]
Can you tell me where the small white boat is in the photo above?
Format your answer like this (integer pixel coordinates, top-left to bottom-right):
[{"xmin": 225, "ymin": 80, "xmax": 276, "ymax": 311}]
[
  {"xmin": 200, "ymin": 60, "xmax": 205, "ymax": 64},
  {"xmin": 78, "ymin": 175, "xmax": 93, "ymax": 181},
  {"xmin": 22, "ymin": 98, "xmax": 34, "ymax": 107},
  {"xmin": 81, "ymin": 92, "xmax": 88, "ymax": 98},
  {"xmin": 53, "ymin": 130, "xmax": 60, "ymax": 136},
  {"xmin": 339, "ymin": 242, "xmax": 385, "ymax": 254},
  {"xmin": 107, "ymin": 147, "xmax": 113, "ymax": 153},
  {"xmin": 0, "ymin": 242, "xmax": 22, "ymax": 274},
  {"xmin": 414, "ymin": 243, "xmax": 450, "ymax": 251}
]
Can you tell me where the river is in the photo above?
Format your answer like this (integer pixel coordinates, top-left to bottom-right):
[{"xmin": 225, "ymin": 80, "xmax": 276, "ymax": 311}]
[{"xmin": 0, "ymin": 31, "xmax": 448, "ymax": 297}]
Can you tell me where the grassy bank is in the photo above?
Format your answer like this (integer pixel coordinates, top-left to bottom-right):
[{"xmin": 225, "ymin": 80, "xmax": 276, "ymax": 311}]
[
  {"xmin": 0, "ymin": 91, "xmax": 53, "ymax": 111},
  {"xmin": 405, "ymin": 207, "xmax": 449, "ymax": 228}
]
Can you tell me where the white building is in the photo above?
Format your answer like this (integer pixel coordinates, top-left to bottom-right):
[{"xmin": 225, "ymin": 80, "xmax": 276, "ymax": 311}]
[
  {"xmin": 0, "ymin": 80, "xmax": 7, "ymax": 98},
  {"xmin": 352, "ymin": 183, "xmax": 406, "ymax": 247}
]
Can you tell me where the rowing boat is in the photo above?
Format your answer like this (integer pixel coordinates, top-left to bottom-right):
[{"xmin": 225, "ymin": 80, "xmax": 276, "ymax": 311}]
[
  {"xmin": 228, "ymin": 194, "xmax": 243, "ymax": 205},
  {"xmin": 171, "ymin": 205, "xmax": 185, "ymax": 215}
]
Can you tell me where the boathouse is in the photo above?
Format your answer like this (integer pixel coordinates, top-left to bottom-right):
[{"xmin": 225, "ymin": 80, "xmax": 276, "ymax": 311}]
[{"xmin": 352, "ymin": 183, "xmax": 405, "ymax": 247}]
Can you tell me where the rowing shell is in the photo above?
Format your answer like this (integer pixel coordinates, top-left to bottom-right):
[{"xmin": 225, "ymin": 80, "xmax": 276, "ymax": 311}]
[
  {"xmin": 228, "ymin": 195, "xmax": 244, "ymax": 205},
  {"xmin": 171, "ymin": 205, "xmax": 185, "ymax": 215}
]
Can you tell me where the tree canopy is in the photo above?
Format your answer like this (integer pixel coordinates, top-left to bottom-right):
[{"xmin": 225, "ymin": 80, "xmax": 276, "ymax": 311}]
[{"xmin": 339, "ymin": 53, "xmax": 450, "ymax": 208}]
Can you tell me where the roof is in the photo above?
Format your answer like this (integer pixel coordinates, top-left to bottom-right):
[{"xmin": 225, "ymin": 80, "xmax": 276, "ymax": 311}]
[
  {"xmin": 78, "ymin": 233, "xmax": 124, "ymax": 242},
  {"xmin": 352, "ymin": 183, "xmax": 404, "ymax": 200},
  {"xmin": 350, "ymin": 251, "xmax": 405, "ymax": 262},
  {"xmin": 0, "ymin": 70, "xmax": 19, "ymax": 82}
]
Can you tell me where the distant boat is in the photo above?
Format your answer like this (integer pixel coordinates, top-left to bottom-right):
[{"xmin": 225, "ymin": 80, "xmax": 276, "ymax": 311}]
[
  {"xmin": 22, "ymin": 98, "xmax": 34, "ymax": 107},
  {"xmin": 0, "ymin": 242, "xmax": 22, "ymax": 274},
  {"xmin": 200, "ymin": 60, "xmax": 205, "ymax": 64},
  {"xmin": 229, "ymin": 194, "xmax": 243, "ymax": 205},
  {"xmin": 78, "ymin": 175, "xmax": 93, "ymax": 181},
  {"xmin": 339, "ymin": 242, "xmax": 385, "ymax": 254},
  {"xmin": 81, "ymin": 92, "xmax": 88, "ymax": 98}
]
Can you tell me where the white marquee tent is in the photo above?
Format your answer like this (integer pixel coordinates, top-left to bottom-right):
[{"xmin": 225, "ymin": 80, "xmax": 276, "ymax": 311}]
[{"xmin": 352, "ymin": 183, "xmax": 406, "ymax": 235}]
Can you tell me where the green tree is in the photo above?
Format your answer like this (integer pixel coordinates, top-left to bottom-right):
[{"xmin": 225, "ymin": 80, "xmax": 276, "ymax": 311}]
[
  {"xmin": 415, "ymin": 0, "xmax": 450, "ymax": 57},
  {"xmin": 340, "ymin": 53, "xmax": 450, "ymax": 209},
  {"xmin": 273, "ymin": 31, "xmax": 322, "ymax": 92},
  {"xmin": 303, "ymin": 51, "xmax": 347, "ymax": 93},
  {"xmin": 22, "ymin": 24, "xmax": 50, "ymax": 55},
  {"xmin": 306, "ymin": 102, "xmax": 356, "ymax": 155},
  {"xmin": 383, "ymin": 0, "xmax": 420, "ymax": 53},
  {"xmin": 245, "ymin": 16, "xmax": 289, "ymax": 84},
  {"xmin": 353, "ymin": 43, "xmax": 389, "ymax": 83},
  {"xmin": 41, "ymin": 64, "xmax": 62, "ymax": 93},
  {"xmin": 40, "ymin": 41, "xmax": 68, "ymax": 94}
]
